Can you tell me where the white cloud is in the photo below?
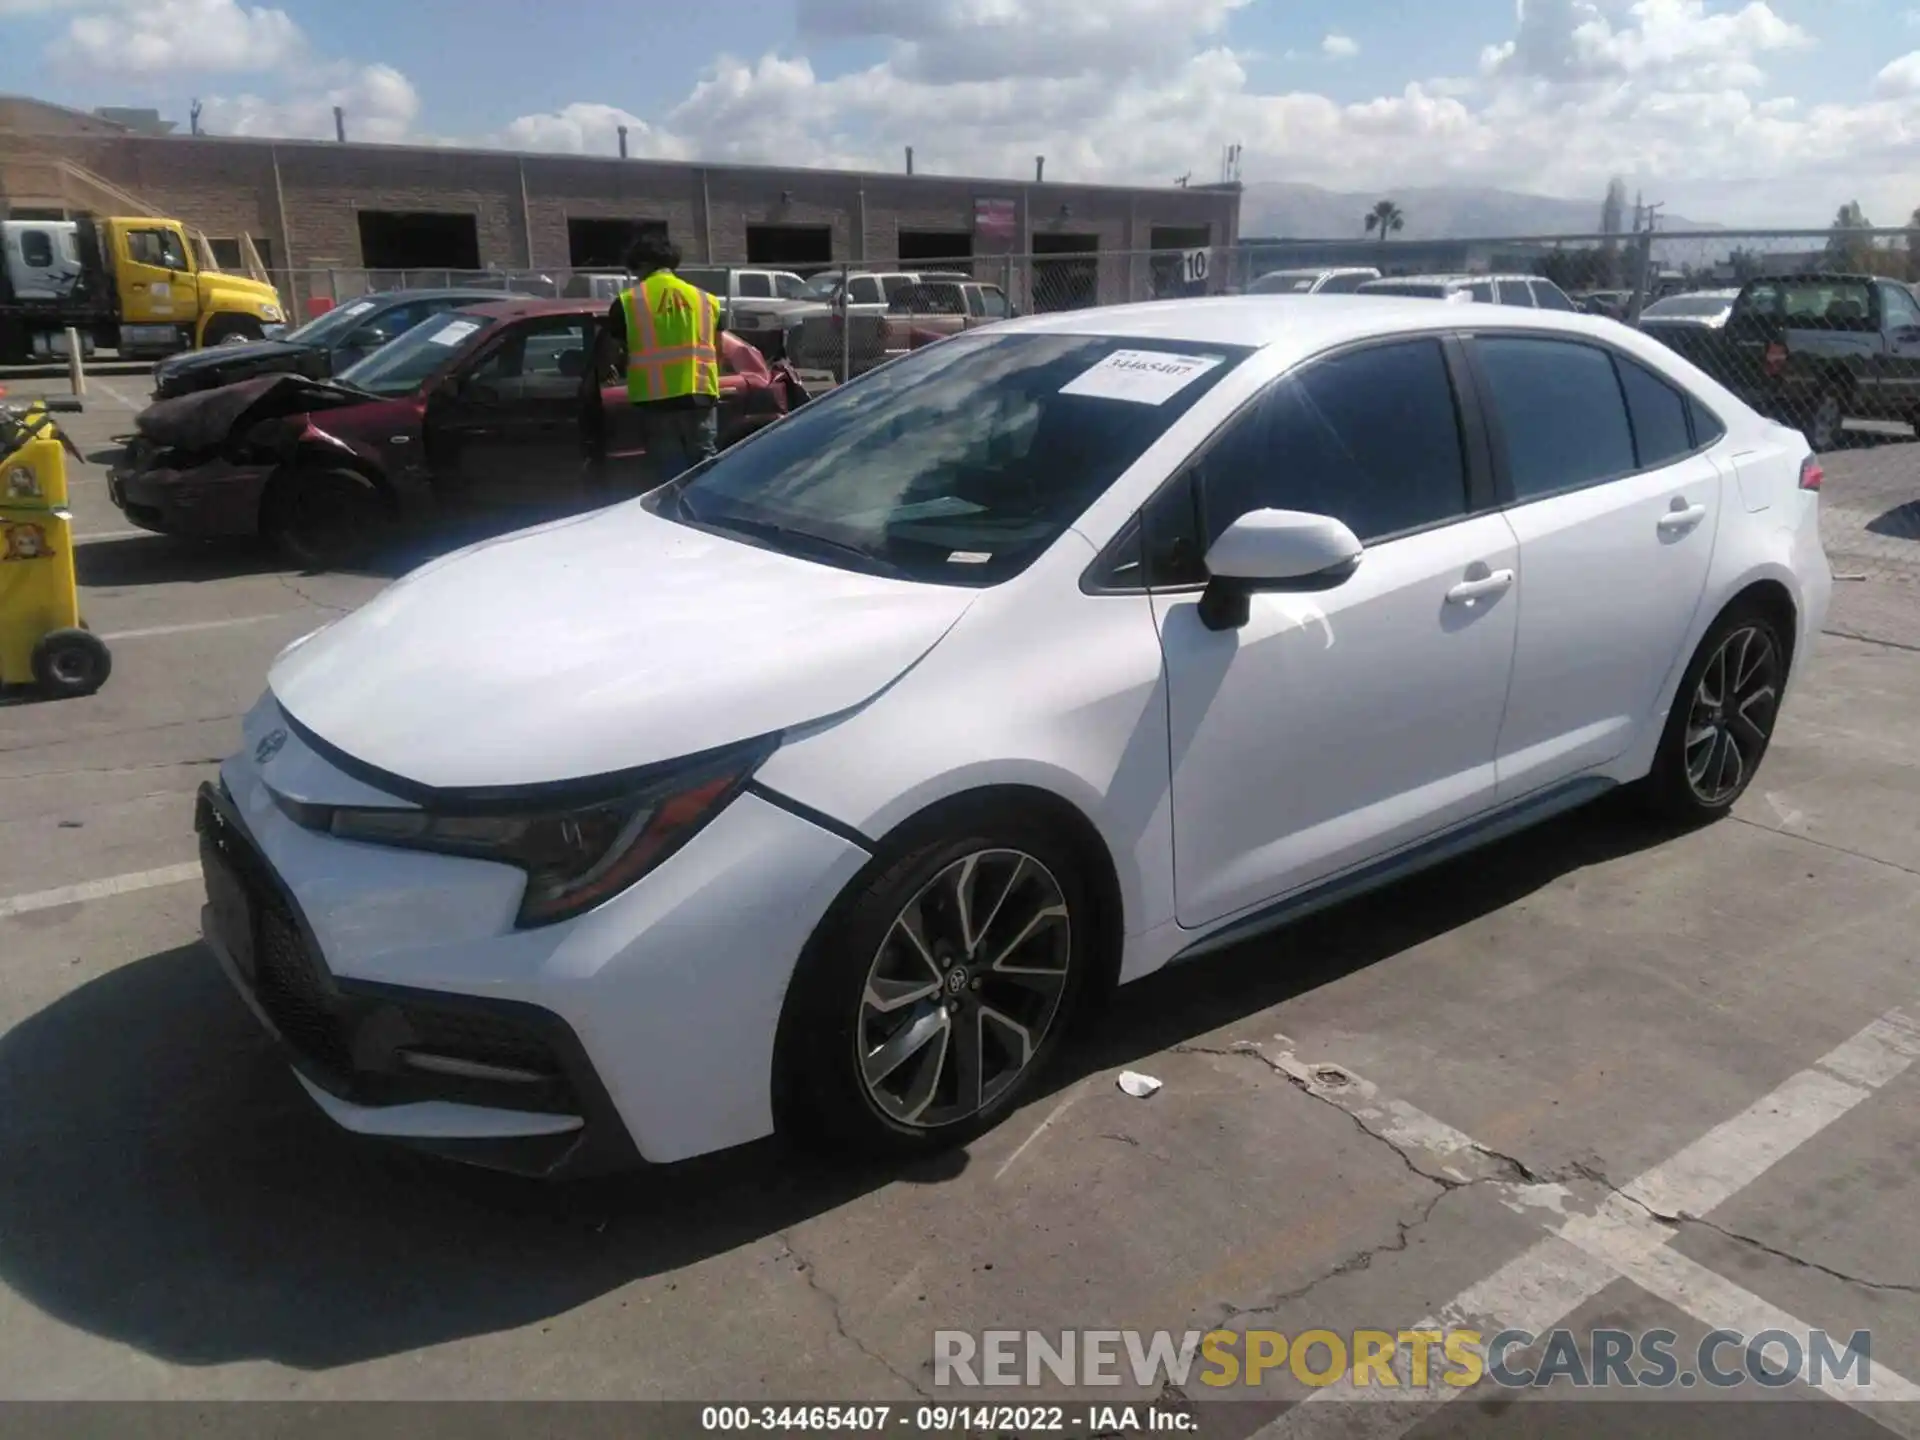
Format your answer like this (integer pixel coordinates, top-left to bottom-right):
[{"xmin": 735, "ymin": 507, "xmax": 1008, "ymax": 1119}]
[
  {"xmin": 1874, "ymin": 50, "xmax": 1920, "ymax": 98},
  {"xmin": 497, "ymin": 103, "xmax": 689, "ymax": 159},
  {"xmin": 196, "ymin": 62, "xmax": 420, "ymax": 143},
  {"xmin": 1321, "ymin": 33, "xmax": 1360, "ymax": 59},
  {"xmin": 53, "ymin": 0, "xmax": 303, "ymax": 74}
]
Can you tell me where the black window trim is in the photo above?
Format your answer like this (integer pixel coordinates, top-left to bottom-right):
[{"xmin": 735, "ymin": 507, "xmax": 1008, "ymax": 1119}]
[
  {"xmin": 1461, "ymin": 328, "xmax": 1723, "ymax": 510},
  {"xmin": 1081, "ymin": 330, "xmax": 1496, "ymax": 595}
]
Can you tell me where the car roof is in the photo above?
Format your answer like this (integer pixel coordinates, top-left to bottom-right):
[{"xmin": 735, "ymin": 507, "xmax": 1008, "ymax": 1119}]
[
  {"xmin": 991, "ymin": 293, "xmax": 1642, "ymax": 354},
  {"xmin": 1744, "ymin": 272, "xmax": 1880, "ymax": 285},
  {"xmin": 448, "ymin": 297, "xmax": 610, "ymax": 321},
  {"xmin": 353, "ymin": 287, "xmax": 512, "ymax": 305}
]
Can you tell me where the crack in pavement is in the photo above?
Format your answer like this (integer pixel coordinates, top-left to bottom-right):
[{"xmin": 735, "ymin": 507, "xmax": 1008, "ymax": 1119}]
[
  {"xmin": 1195, "ymin": 1043, "xmax": 1920, "ymax": 1308},
  {"xmin": 277, "ymin": 573, "xmax": 352, "ymax": 615},
  {"xmin": 0, "ymin": 755, "xmax": 223, "ymax": 783},
  {"xmin": 772, "ymin": 1231, "xmax": 934, "ymax": 1398},
  {"xmin": 1729, "ymin": 813, "xmax": 1920, "ymax": 881}
]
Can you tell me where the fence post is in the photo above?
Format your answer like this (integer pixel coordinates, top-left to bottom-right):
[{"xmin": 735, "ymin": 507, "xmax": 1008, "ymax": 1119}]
[
  {"xmin": 839, "ymin": 260, "xmax": 852, "ymax": 385},
  {"xmin": 65, "ymin": 328, "xmax": 85, "ymax": 399},
  {"xmin": 1626, "ymin": 230, "xmax": 1655, "ymax": 326}
]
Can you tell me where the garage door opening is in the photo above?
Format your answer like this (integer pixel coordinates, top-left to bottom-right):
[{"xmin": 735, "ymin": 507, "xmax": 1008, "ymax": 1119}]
[
  {"xmin": 568, "ymin": 218, "xmax": 666, "ymax": 269},
  {"xmin": 1150, "ymin": 224, "xmax": 1213, "ymax": 298},
  {"xmin": 746, "ymin": 225, "xmax": 832, "ymax": 266},
  {"xmin": 1032, "ymin": 232, "xmax": 1098, "ymax": 311},
  {"xmin": 357, "ymin": 211, "xmax": 481, "ymax": 271},
  {"xmin": 899, "ymin": 230, "xmax": 972, "ymax": 266}
]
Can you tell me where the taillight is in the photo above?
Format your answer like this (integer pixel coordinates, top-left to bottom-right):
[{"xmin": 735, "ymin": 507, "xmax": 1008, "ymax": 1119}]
[
  {"xmin": 1799, "ymin": 456, "xmax": 1822, "ymax": 492},
  {"xmin": 1764, "ymin": 342, "xmax": 1787, "ymax": 376}
]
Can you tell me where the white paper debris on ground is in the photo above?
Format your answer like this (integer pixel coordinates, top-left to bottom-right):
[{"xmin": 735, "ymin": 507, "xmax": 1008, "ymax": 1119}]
[
  {"xmin": 1117, "ymin": 1070, "xmax": 1163, "ymax": 1098},
  {"xmin": 1059, "ymin": 349, "xmax": 1223, "ymax": 406}
]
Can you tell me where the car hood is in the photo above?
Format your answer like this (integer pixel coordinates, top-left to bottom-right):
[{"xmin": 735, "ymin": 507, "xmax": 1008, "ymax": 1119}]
[
  {"xmin": 158, "ymin": 339, "xmax": 318, "ymax": 379},
  {"xmin": 268, "ymin": 504, "xmax": 978, "ymax": 791},
  {"xmin": 135, "ymin": 373, "xmax": 371, "ymax": 452}
]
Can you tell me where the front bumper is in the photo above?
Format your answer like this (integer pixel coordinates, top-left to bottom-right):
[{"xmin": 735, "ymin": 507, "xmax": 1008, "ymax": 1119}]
[
  {"xmin": 109, "ymin": 453, "xmax": 272, "ymax": 539},
  {"xmin": 201, "ymin": 701, "xmax": 872, "ymax": 1172}
]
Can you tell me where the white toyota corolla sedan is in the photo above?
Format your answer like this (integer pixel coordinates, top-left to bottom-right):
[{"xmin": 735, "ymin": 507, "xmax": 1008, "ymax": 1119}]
[{"xmin": 198, "ymin": 295, "xmax": 1831, "ymax": 1175}]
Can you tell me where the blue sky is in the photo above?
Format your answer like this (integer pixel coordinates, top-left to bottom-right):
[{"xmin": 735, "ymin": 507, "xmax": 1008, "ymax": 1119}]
[{"xmin": 3, "ymin": 0, "xmax": 1916, "ymax": 224}]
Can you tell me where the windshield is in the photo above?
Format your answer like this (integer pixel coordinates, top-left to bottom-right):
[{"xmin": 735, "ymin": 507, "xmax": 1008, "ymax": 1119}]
[
  {"xmin": 281, "ymin": 296, "xmax": 384, "ymax": 345},
  {"xmin": 336, "ymin": 310, "xmax": 488, "ymax": 395},
  {"xmin": 804, "ymin": 273, "xmax": 840, "ymax": 300},
  {"xmin": 650, "ymin": 331, "xmax": 1251, "ymax": 586},
  {"xmin": 1645, "ymin": 294, "xmax": 1733, "ymax": 317},
  {"xmin": 775, "ymin": 273, "xmax": 809, "ymax": 300}
]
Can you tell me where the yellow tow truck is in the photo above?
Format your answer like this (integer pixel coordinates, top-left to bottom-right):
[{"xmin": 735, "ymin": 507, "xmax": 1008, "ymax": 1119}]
[{"xmin": 0, "ymin": 213, "xmax": 287, "ymax": 363}]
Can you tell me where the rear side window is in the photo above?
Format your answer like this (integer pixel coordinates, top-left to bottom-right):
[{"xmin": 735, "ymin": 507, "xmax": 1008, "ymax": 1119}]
[
  {"xmin": 1476, "ymin": 337, "xmax": 1636, "ymax": 500},
  {"xmin": 1200, "ymin": 339, "xmax": 1469, "ymax": 544},
  {"xmin": 1615, "ymin": 357, "xmax": 1694, "ymax": 468},
  {"xmin": 1688, "ymin": 396, "xmax": 1726, "ymax": 447},
  {"xmin": 1531, "ymin": 281, "xmax": 1578, "ymax": 312},
  {"xmin": 1468, "ymin": 281, "xmax": 1495, "ymax": 303},
  {"xmin": 848, "ymin": 276, "xmax": 883, "ymax": 304},
  {"xmin": 20, "ymin": 230, "xmax": 54, "ymax": 268},
  {"xmin": 1496, "ymin": 279, "xmax": 1534, "ymax": 307}
]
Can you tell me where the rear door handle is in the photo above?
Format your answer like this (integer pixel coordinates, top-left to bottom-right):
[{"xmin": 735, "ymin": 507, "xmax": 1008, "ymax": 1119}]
[
  {"xmin": 1658, "ymin": 503, "xmax": 1709, "ymax": 532},
  {"xmin": 1445, "ymin": 569, "xmax": 1515, "ymax": 604}
]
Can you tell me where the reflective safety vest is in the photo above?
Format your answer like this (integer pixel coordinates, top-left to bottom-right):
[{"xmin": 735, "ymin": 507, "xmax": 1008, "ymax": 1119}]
[{"xmin": 621, "ymin": 272, "xmax": 722, "ymax": 404}]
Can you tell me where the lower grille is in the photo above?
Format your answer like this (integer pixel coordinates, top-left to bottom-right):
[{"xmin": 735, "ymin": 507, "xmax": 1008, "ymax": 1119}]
[{"xmin": 253, "ymin": 901, "xmax": 353, "ymax": 1074}]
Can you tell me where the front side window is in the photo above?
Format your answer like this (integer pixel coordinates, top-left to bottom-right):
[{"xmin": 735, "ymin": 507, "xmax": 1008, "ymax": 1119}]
[
  {"xmin": 652, "ymin": 332, "xmax": 1251, "ymax": 587},
  {"xmin": 1198, "ymin": 339, "xmax": 1470, "ymax": 546},
  {"xmin": 978, "ymin": 287, "xmax": 1010, "ymax": 318},
  {"xmin": 467, "ymin": 316, "xmax": 590, "ymax": 398},
  {"xmin": 1475, "ymin": 336, "xmax": 1635, "ymax": 499},
  {"xmin": 1881, "ymin": 283, "xmax": 1919, "ymax": 332},
  {"xmin": 737, "ymin": 273, "xmax": 773, "ymax": 298},
  {"xmin": 1616, "ymin": 356, "xmax": 1694, "ymax": 468},
  {"xmin": 1316, "ymin": 272, "xmax": 1374, "ymax": 294},
  {"xmin": 848, "ymin": 276, "xmax": 883, "ymax": 304},
  {"xmin": 127, "ymin": 228, "xmax": 189, "ymax": 271},
  {"xmin": 1496, "ymin": 279, "xmax": 1534, "ymax": 307}
]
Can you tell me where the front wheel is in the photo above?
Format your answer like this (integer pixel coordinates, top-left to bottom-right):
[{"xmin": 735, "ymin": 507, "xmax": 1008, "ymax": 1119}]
[
  {"xmin": 778, "ymin": 812, "xmax": 1094, "ymax": 1158},
  {"xmin": 202, "ymin": 315, "xmax": 264, "ymax": 347},
  {"xmin": 263, "ymin": 467, "xmax": 383, "ymax": 571},
  {"xmin": 1638, "ymin": 605, "xmax": 1788, "ymax": 824}
]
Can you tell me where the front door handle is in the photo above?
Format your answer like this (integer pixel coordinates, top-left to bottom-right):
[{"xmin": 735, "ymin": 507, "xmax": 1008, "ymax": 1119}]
[
  {"xmin": 1658, "ymin": 502, "xmax": 1709, "ymax": 533},
  {"xmin": 1445, "ymin": 569, "xmax": 1515, "ymax": 605}
]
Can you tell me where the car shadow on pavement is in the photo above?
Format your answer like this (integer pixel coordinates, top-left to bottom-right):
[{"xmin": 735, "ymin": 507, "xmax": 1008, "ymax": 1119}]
[
  {"xmin": 74, "ymin": 535, "xmax": 284, "ymax": 588},
  {"xmin": 1865, "ymin": 502, "xmax": 1920, "ymax": 542},
  {"xmin": 0, "ymin": 794, "xmax": 1669, "ymax": 1373}
]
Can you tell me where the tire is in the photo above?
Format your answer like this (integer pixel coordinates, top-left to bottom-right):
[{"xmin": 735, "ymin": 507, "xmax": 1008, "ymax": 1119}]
[
  {"xmin": 262, "ymin": 467, "xmax": 383, "ymax": 571},
  {"xmin": 30, "ymin": 627, "xmax": 111, "ymax": 699},
  {"xmin": 1798, "ymin": 389, "xmax": 1844, "ymax": 452},
  {"xmin": 203, "ymin": 315, "xmax": 264, "ymax": 347},
  {"xmin": 1637, "ymin": 603, "xmax": 1789, "ymax": 825},
  {"xmin": 776, "ymin": 806, "xmax": 1097, "ymax": 1158}
]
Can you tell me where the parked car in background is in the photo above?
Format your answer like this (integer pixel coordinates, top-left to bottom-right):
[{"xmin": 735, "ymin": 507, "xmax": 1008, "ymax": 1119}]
[
  {"xmin": 112, "ymin": 299, "xmax": 807, "ymax": 567},
  {"xmin": 786, "ymin": 269, "xmax": 976, "ymax": 376},
  {"xmin": 151, "ymin": 288, "xmax": 506, "ymax": 399},
  {"xmin": 870, "ymin": 279, "xmax": 1013, "ymax": 360},
  {"xmin": 197, "ymin": 295, "xmax": 1828, "ymax": 1176},
  {"xmin": 1248, "ymin": 266, "xmax": 1381, "ymax": 295},
  {"xmin": 1635, "ymin": 288, "xmax": 1739, "ymax": 370},
  {"xmin": 1654, "ymin": 273, "xmax": 1920, "ymax": 450},
  {"xmin": 1358, "ymin": 273, "xmax": 1582, "ymax": 310},
  {"xmin": 1574, "ymin": 289, "xmax": 1634, "ymax": 319},
  {"xmin": 677, "ymin": 266, "xmax": 816, "ymax": 358}
]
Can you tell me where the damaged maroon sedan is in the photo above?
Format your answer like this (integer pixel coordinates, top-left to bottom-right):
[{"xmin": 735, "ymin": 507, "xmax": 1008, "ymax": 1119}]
[{"xmin": 109, "ymin": 298, "xmax": 808, "ymax": 568}]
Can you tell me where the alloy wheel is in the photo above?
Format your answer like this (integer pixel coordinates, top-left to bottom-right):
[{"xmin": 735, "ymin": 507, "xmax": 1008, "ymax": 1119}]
[
  {"xmin": 857, "ymin": 848, "xmax": 1071, "ymax": 1129},
  {"xmin": 1684, "ymin": 624, "xmax": 1780, "ymax": 805}
]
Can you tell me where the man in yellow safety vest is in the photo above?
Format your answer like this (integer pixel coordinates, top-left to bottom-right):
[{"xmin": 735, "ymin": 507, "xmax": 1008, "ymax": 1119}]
[{"xmin": 595, "ymin": 232, "xmax": 724, "ymax": 482}]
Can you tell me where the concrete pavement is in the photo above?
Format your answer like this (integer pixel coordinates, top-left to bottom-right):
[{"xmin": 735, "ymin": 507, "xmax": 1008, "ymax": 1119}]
[{"xmin": 0, "ymin": 377, "xmax": 1916, "ymax": 1435}]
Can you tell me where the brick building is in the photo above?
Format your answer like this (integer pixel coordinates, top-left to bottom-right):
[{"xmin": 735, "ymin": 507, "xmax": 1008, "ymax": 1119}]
[{"xmin": 1, "ymin": 95, "xmax": 1240, "ymax": 310}]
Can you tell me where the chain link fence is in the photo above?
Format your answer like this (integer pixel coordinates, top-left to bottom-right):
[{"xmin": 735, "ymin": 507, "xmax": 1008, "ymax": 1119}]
[{"xmin": 271, "ymin": 231, "xmax": 1918, "ymax": 589}]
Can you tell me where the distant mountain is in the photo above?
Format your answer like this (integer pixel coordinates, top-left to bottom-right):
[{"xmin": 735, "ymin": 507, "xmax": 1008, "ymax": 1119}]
[{"xmin": 1239, "ymin": 182, "xmax": 1722, "ymax": 241}]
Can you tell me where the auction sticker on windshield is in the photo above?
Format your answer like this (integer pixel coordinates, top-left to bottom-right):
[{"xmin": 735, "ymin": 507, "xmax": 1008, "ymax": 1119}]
[
  {"xmin": 1060, "ymin": 349, "xmax": 1224, "ymax": 405},
  {"xmin": 428, "ymin": 319, "xmax": 482, "ymax": 347},
  {"xmin": 336, "ymin": 301, "xmax": 376, "ymax": 320}
]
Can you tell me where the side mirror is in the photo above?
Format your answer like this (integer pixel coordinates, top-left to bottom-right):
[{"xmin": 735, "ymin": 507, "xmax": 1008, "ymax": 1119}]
[
  {"xmin": 347, "ymin": 325, "xmax": 393, "ymax": 350},
  {"xmin": 1198, "ymin": 508, "xmax": 1363, "ymax": 631}
]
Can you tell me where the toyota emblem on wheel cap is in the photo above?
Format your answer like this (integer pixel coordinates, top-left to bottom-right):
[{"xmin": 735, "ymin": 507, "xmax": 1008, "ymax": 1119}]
[{"xmin": 255, "ymin": 728, "xmax": 288, "ymax": 764}]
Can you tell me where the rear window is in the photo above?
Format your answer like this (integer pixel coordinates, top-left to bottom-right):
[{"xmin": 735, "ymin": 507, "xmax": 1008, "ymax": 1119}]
[
  {"xmin": 1738, "ymin": 280, "xmax": 1874, "ymax": 330},
  {"xmin": 1316, "ymin": 272, "xmax": 1375, "ymax": 294}
]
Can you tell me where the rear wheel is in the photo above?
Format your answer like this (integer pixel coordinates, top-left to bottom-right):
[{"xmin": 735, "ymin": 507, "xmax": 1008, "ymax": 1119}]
[
  {"xmin": 1638, "ymin": 604, "xmax": 1788, "ymax": 824},
  {"xmin": 263, "ymin": 467, "xmax": 383, "ymax": 571},
  {"xmin": 30, "ymin": 627, "xmax": 111, "ymax": 699},
  {"xmin": 778, "ymin": 808, "xmax": 1094, "ymax": 1158}
]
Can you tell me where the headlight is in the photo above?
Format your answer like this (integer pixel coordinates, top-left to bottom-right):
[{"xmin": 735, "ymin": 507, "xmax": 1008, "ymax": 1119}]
[
  {"xmin": 261, "ymin": 304, "xmax": 284, "ymax": 321},
  {"xmin": 317, "ymin": 741, "xmax": 768, "ymax": 927}
]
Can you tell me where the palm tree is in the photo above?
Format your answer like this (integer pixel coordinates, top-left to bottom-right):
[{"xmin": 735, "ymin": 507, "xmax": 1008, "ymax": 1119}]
[{"xmin": 1364, "ymin": 200, "xmax": 1405, "ymax": 243}]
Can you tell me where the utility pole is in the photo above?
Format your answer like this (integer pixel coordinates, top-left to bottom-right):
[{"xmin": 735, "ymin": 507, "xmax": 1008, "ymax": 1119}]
[{"xmin": 1627, "ymin": 196, "xmax": 1664, "ymax": 326}]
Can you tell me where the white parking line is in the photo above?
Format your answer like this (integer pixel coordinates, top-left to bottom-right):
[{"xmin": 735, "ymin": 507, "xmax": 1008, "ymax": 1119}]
[
  {"xmin": 1255, "ymin": 1010, "xmax": 1920, "ymax": 1434},
  {"xmin": 100, "ymin": 613, "xmax": 296, "ymax": 641},
  {"xmin": 74, "ymin": 528, "xmax": 152, "ymax": 544},
  {"xmin": 89, "ymin": 378, "xmax": 143, "ymax": 411},
  {"xmin": 0, "ymin": 861, "xmax": 202, "ymax": 920}
]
